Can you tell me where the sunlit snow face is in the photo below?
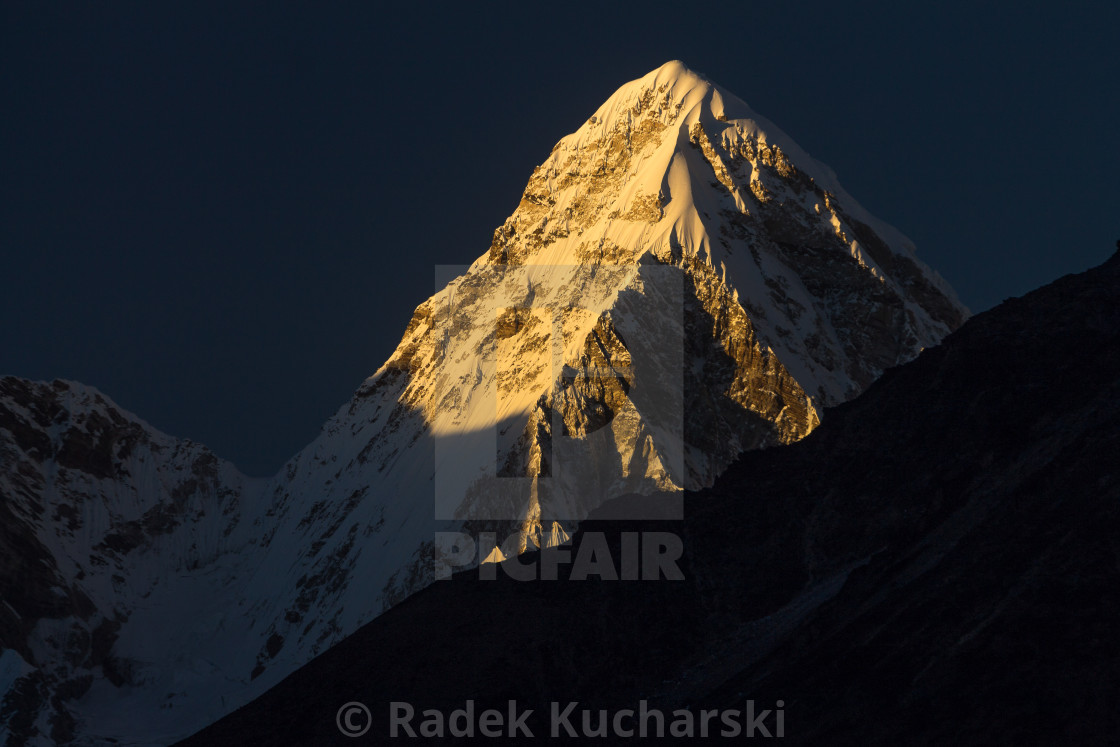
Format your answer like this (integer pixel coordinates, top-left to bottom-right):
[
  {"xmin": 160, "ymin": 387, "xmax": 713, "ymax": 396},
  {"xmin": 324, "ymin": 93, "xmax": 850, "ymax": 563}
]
[{"xmin": 431, "ymin": 262, "xmax": 687, "ymax": 530}]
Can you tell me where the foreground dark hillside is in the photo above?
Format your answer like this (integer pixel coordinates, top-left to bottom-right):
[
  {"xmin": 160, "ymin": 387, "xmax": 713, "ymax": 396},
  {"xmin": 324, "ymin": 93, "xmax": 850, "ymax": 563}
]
[{"xmin": 181, "ymin": 251, "xmax": 1120, "ymax": 746}]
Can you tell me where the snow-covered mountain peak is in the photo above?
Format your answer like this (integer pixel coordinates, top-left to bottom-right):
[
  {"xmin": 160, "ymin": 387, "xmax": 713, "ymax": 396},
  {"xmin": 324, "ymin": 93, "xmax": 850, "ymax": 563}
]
[
  {"xmin": 2, "ymin": 63, "xmax": 969, "ymax": 746},
  {"xmin": 510, "ymin": 61, "xmax": 962, "ymax": 314}
]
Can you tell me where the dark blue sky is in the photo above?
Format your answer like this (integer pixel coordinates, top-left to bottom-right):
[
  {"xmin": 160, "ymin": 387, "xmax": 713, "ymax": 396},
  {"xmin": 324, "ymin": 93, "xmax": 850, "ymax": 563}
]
[{"xmin": 3, "ymin": 2, "xmax": 1117, "ymax": 476}]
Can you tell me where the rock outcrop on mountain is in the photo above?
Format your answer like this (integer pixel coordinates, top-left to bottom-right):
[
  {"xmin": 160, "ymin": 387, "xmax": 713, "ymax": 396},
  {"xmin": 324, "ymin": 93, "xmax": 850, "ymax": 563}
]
[
  {"xmin": 0, "ymin": 61, "xmax": 965, "ymax": 745},
  {"xmin": 180, "ymin": 251, "xmax": 1120, "ymax": 746}
]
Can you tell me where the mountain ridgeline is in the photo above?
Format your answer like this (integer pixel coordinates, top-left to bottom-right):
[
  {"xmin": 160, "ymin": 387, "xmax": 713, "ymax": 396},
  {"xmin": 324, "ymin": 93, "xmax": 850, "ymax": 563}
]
[{"xmin": 182, "ymin": 251, "xmax": 1120, "ymax": 746}]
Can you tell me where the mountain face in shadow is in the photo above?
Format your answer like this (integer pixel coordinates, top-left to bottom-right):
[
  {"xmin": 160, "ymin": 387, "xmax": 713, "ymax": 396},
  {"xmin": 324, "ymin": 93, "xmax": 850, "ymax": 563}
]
[{"xmin": 180, "ymin": 251, "xmax": 1120, "ymax": 745}]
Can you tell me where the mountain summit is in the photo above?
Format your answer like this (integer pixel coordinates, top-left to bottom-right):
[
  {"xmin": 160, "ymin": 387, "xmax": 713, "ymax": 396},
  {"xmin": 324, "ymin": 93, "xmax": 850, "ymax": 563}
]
[
  {"xmin": 487, "ymin": 59, "xmax": 964, "ymax": 403},
  {"xmin": 1, "ymin": 62, "xmax": 966, "ymax": 745}
]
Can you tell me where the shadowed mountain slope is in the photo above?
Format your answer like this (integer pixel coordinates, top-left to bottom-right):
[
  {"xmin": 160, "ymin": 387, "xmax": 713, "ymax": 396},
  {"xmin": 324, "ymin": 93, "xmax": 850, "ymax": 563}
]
[{"xmin": 180, "ymin": 250, "xmax": 1120, "ymax": 745}]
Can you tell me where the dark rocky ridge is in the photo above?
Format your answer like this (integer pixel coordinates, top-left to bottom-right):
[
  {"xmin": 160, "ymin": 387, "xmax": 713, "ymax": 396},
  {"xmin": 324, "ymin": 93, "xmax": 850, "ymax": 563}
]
[{"xmin": 179, "ymin": 251, "xmax": 1120, "ymax": 746}]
